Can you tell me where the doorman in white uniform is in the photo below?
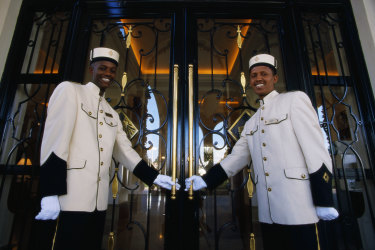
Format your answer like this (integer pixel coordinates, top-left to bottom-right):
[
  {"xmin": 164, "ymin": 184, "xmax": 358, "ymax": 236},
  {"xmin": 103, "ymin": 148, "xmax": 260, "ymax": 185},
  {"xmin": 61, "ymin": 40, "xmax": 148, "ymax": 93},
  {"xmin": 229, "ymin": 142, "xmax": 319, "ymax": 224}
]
[
  {"xmin": 35, "ymin": 47, "xmax": 179, "ymax": 250},
  {"xmin": 185, "ymin": 54, "xmax": 339, "ymax": 250}
]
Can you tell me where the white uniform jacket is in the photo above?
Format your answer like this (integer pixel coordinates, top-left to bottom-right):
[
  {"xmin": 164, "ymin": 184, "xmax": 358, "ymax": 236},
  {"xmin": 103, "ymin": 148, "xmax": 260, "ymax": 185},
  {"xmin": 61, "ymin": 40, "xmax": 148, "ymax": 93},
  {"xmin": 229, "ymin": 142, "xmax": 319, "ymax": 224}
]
[
  {"xmin": 216, "ymin": 90, "xmax": 333, "ymax": 225},
  {"xmin": 40, "ymin": 81, "xmax": 157, "ymax": 212}
]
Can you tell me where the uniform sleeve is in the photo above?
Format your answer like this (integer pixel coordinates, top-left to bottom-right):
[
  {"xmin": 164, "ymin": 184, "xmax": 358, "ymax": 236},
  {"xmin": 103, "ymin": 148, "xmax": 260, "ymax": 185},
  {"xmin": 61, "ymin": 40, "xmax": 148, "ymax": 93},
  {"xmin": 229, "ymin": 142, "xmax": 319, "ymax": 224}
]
[
  {"xmin": 112, "ymin": 114, "xmax": 158, "ymax": 186},
  {"xmin": 290, "ymin": 91, "xmax": 334, "ymax": 206},
  {"xmin": 39, "ymin": 82, "xmax": 78, "ymax": 197},
  {"xmin": 202, "ymin": 127, "xmax": 251, "ymax": 190}
]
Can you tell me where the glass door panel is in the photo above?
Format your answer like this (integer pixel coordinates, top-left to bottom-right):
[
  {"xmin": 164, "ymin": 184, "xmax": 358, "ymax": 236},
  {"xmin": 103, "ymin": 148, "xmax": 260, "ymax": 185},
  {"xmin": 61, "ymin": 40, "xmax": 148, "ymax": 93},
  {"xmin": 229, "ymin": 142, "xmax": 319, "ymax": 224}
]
[
  {"xmin": 1, "ymin": 3, "xmax": 375, "ymax": 250},
  {"xmin": 302, "ymin": 12, "xmax": 375, "ymax": 249},
  {"xmin": 195, "ymin": 18, "xmax": 286, "ymax": 249},
  {"xmin": 84, "ymin": 18, "xmax": 172, "ymax": 250}
]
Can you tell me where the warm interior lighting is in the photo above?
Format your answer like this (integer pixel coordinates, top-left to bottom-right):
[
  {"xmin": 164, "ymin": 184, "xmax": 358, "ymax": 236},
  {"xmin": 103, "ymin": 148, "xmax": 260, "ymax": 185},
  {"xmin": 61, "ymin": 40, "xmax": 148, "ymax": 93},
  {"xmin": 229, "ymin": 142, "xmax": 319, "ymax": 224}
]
[
  {"xmin": 17, "ymin": 158, "xmax": 32, "ymax": 166},
  {"xmin": 33, "ymin": 49, "xmax": 59, "ymax": 74},
  {"xmin": 33, "ymin": 70, "xmax": 59, "ymax": 74},
  {"xmin": 120, "ymin": 19, "xmax": 252, "ymax": 75},
  {"xmin": 310, "ymin": 51, "xmax": 340, "ymax": 76},
  {"xmin": 198, "ymin": 100, "xmax": 239, "ymax": 105},
  {"xmin": 121, "ymin": 19, "xmax": 170, "ymax": 75},
  {"xmin": 142, "ymin": 69, "xmax": 170, "ymax": 75},
  {"xmin": 198, "ymin": 69, "xmax": 231, "ymax": 75},
  {"xmin": 198, "ymin": 19, "xmax": 252, "ymax": 75},
  {"xmin": 311, "ymin": 70, "xmax": 340, "ymax": 76}
]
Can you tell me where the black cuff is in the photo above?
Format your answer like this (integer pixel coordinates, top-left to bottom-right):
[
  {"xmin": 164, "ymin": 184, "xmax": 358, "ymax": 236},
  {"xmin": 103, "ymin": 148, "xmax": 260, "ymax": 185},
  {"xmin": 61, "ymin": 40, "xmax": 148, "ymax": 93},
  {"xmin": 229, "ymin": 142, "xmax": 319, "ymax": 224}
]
[
  {"xmin": 310, "ymin": 164, "xmax": 334, "ymax": 206},
  {"xmin": 39, "ymin": 152, "xmax": 67, "ymax": 197},
  {"xmin": 133, "ymin": 160, "xmax": 159, "ymax": 186},
  {"xmin": 202, "ymin": 163, "xmax": 228, "ymax": 190}
]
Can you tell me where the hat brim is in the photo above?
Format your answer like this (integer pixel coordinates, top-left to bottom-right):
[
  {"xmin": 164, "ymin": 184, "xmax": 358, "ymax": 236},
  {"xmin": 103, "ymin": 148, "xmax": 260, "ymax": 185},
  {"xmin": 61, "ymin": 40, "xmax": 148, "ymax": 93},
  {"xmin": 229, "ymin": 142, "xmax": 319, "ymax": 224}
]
[
  {"xmin": 249, "ymin": 62, "xmax": 277, "ymax": 73},
  {"xmin": 90, "ymin": 57, "xmax": 118, "ymax": 66}
]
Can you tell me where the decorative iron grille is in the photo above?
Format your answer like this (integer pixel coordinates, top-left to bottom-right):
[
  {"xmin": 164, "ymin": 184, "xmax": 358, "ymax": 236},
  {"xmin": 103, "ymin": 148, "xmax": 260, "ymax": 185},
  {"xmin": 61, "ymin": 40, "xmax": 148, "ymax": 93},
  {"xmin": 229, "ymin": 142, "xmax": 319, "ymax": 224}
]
[
  {"xmin": 196, "ymin": 18, "xmax": 285, "ymax": 250},
  {"xmin": 89, "ymin": 18, "xmax": 172, "ymax": 249},
  {"xmin": 302, "ymin": 12, "xmax": 375, "ymax": 250},
  {"xmin": 0, "ymin": 9, "xmax": 71, "ymax": 250}
]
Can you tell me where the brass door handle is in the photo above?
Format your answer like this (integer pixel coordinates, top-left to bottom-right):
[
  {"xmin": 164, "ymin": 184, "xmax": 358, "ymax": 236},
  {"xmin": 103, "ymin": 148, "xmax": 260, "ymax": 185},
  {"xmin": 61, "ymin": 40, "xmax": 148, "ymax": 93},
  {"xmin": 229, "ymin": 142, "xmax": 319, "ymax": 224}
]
[
  {"xmin": 188, "ymin": 64, "xmax": 194, "ymax": 200},
  {"xmin": 171, "ymin": 64, "xmax": 179, "ymax": 200}
]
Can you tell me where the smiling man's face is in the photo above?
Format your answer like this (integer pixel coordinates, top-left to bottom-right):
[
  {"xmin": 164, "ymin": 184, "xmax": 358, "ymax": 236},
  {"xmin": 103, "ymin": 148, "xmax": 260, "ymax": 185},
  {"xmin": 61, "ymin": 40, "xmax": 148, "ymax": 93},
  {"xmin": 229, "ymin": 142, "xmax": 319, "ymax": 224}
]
[
  {"xmin": 249, "ymin": 65, "xmax": 278, "ymax": 99},
  {"xmin": 90, "ymin": 60, "xmax": 117, "ymax": 94}
]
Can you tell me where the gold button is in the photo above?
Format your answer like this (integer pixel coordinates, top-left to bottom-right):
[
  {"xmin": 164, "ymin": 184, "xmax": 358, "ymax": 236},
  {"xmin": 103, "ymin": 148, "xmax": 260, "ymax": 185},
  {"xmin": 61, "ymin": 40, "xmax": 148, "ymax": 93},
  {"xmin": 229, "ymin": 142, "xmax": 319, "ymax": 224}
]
[
  {"xmin": 263, "ymin": 157, "xmax": 267, "ymax": 161},
  {"xmin": 265, "ymin": 172, "xmax": 269, "ymax": 176},
  {"xmin": 99, "ymin": 134, "xmax": 102, "ymax": 138},
  {"xmin": 100, "ymin": 162, "xmax": 104, "ymax": 166},
  {"xmin": 100, "ymin": 122, "xmax": 103, "ymax": 125},
  {"xmin": 100, "ymin": 110, "xmax": 103, "ymax": 113},
  {"xmin": 88, "ymin": 111, "xmax": 92, "ymax": 115},
  {"xmin": 110, "ymin": 122, "xmax": 113, "ymax": 125},
  {"xmin": 100, "ymin": 147, "xmax": 103, "ymax": 151},
  {"xmin": 261, "ymin": 117, "xmax": 264, "ymax": 121},
  {"xmin": 267, "ymin": 187, "xmax": 272, "ymax": 192},
  {"xmin": 261, "ymin": 107, "xmax": 265, "ymax": 110},
  {"xmin": 98, "ymin": 177, "xmax": 101, "ymax": 182},
  {"xmin": 301, "ymin": 174, "xmax": 306, "ymax": 179},
  {"xmin": 262, "ymin": 143, "xmax": 266, "ymax": 147},
  {"xmin": 261, "ymin": 129, "xmax": 265, "ymax": 133}
]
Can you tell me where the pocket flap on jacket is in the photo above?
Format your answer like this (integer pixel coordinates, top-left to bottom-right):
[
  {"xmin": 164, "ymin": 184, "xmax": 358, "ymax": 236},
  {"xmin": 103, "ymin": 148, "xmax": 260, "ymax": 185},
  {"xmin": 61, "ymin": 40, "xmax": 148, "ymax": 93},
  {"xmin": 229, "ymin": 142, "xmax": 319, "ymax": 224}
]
[
  {"xmin": 104, "ymin": 117, "xmax": 118, "ymax": 127},
  {"xmin": 284, "ymin": 167, "xmax": 310, "ymax": 180},
  {"xmin": 67, "ymin": 157, "xmax": 87, "ymax": 170},
  {"xmin": 246, "ymin": 125, "xmax": 258, "ymax": 136},
  {"xmin": 81, "ymin": 103, "xmax": 97, "ymax": 119},
  {"xmin": 265, "ymin": 113, "xmax": 288, "ymax": 125}
]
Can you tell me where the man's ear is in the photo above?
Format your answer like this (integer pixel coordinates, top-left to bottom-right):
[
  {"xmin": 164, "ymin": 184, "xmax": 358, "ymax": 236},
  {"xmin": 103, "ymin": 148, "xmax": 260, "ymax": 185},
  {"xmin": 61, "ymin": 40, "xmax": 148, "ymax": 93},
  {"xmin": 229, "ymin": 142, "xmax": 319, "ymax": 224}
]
[
  {"xmin": 89, "ymin": 65, "xmax": 94, "ymax": 74},
  {"xmin": 273, "ymin": 74, "xmax": 278, "ymax": 84}
]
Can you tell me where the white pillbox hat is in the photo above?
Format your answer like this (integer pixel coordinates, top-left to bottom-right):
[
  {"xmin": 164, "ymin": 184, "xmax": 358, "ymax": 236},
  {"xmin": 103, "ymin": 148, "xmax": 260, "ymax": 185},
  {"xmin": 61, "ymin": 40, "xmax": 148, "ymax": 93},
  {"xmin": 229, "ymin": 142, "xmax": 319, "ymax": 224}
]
[
  {"xmin": 249, "ymin": 54, "xmax": 277, "ymax": 71},
  {"xmin": 90, "ymin": 47, "xmax": 120, "ymax": 66}
]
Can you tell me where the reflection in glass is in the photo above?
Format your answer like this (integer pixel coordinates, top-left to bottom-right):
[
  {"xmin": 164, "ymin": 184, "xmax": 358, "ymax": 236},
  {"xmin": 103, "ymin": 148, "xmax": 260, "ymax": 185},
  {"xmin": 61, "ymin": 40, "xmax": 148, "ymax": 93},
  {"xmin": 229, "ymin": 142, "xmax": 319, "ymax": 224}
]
[
  {"xmin": 196, "ymin": 18, "xmax": 285, "ymax": 249},
  {"xmin": 85, "ymin": 18, "xmax": 172, "ymax": 249},
  {"xmin": 21, "ymin": 12, "xmax": 70, "ymax": 74},
  {"xmin": 303, "ymin": 11, "xmax": 375, "ymax": 249}
]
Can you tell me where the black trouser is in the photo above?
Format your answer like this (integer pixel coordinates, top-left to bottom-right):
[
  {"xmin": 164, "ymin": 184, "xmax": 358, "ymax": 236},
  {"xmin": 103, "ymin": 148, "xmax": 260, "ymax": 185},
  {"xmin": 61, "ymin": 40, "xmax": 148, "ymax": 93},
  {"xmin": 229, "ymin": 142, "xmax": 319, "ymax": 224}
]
[
  {"xmin": 53, "ymin": 210, "xmax": 107, "ymax": 250},
  {"xmin": 261, "ymin": 222, "xmax": 323, "ymax": 250}
]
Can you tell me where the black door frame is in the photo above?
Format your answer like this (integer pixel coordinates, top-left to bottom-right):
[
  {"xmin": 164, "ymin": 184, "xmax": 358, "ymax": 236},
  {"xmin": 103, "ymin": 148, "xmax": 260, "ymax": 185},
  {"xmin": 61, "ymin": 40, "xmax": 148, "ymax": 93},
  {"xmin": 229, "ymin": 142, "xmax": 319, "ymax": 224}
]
[{"xmin": 1, "ymin": 1, "xmax": 374, "ymax": 250}]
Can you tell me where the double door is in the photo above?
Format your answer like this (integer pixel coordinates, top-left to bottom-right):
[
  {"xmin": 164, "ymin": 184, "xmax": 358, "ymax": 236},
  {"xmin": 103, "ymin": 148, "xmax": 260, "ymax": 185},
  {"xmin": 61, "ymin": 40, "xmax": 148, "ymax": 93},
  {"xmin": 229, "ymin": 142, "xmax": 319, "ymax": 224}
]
[
  {"xmin": 93, "ymin": 7, "xmax": 285, "ymax": 250},
  {"xmin": 1, "ymin": 1, "xmax": 375, "ymax": 250}
]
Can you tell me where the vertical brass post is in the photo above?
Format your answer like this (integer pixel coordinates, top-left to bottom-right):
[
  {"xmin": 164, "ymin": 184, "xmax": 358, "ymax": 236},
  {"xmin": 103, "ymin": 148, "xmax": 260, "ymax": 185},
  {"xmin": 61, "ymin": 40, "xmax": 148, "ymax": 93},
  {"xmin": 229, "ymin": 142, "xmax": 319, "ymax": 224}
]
[
  {"xmin": 247, "ymin": 169, "xmax": 255, "ymax": 250},
  {"xmin": 247, "ymin": 169, "xmax": 253, "ymax": 199},
  {"xmin": 108, "ymin": 232, "xmax": 115, "ymax": 250},
  {"xmin": 171, "ymin": 64, "xmax": 179, "ymax": 200},
  {"xmin": 250, "ymin": 233, "xmax": 255, "ymax": 250},
  {"xmin": 241, "ymin": 72, "xmax": 246, "ymax": 97},
  {"xmin": 188, "ymin": 64, "xmax": 194, "ymax": 200},
  {"xmin": 108, "ymin": 167, "xmax": 119, "ymax": 250},
  {"xmin": 237, "ymin": 25, "xmax": 243, "ymax": 49}
]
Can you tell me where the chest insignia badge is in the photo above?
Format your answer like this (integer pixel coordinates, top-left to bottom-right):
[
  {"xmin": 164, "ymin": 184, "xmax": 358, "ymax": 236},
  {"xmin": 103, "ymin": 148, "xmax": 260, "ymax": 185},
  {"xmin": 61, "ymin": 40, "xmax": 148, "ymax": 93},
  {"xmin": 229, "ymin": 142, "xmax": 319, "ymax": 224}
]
[
  {"xmin": 323, "ymin": 172, "xmax": 330, "ymax": 183},
  {"xmin": 105, "ymin": 112, "xmax": 113, "ymax": 118}
]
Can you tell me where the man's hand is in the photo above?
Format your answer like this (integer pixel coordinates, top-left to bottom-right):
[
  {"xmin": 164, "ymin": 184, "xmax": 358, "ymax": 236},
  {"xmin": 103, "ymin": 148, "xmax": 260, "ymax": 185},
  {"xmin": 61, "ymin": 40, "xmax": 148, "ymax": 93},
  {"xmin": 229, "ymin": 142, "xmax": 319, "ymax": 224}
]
[
  {"xmin": 153, "ymin": 174, "xmax": 180, "ymax": 190},
  {"xmin": 316, "ymin": 206, "xmax": 339, "ymax": 220},
  {"xmin": 185, "ymin": 175, "xmax": 207, "ymax": 191},
  {"xmin": 35, "ymin": 195, "xmax": 60, "ymax": 220}
]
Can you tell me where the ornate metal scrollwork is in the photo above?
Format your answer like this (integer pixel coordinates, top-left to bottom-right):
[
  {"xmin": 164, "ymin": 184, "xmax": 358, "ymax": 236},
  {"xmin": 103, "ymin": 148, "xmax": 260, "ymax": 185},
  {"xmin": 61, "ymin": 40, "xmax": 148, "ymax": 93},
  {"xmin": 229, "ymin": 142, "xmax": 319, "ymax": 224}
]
[
  {"xmin": 92, "ymin": 18, "xmax": 172, "ymax": 248},
  {"xmin": 196, "ymin": 18, "xmax": 279, "ymax": 249},
  {"xmin": 302, "ymin": 12, "xmax": 375, "ymax": 244}
]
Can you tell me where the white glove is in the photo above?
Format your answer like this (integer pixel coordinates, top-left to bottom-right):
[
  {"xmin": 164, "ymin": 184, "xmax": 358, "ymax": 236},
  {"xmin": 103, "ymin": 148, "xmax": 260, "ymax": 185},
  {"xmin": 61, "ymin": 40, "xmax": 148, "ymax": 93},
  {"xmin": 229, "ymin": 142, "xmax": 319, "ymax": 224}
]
[
  {"xmin": 316, "ymin": 206, "xmax": 339, "ymax": 220},
  {"xmin": 153, "ymin": 174, "xmax": 180, "ymax": 190},
  {"xmin": 185, "ymin": 175, "xmax": 207, "ymax": 191},
  {"xmin": 35, "ymin": 195, "xmax": 60, "ymax": 220}
]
